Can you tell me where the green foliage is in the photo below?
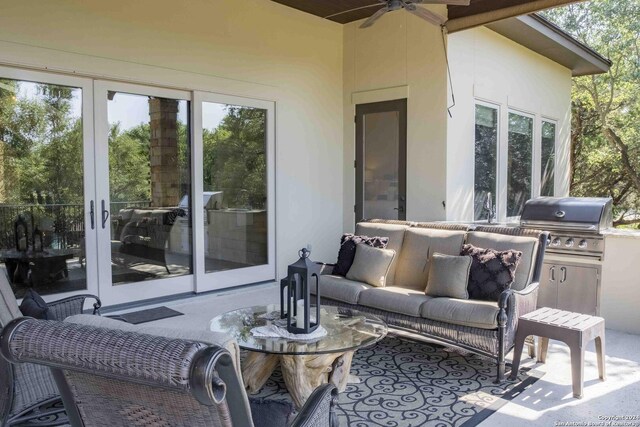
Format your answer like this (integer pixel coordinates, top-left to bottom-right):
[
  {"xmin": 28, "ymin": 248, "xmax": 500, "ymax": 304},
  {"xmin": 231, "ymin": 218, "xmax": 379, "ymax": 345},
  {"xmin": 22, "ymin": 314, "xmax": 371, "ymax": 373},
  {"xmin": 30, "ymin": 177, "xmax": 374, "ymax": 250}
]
[
  {"xmin": 543, "ymin": 0, "xmax": 640, "ymax": 226},
  {"xmin": 203, "ymin": 106, "xmax": 267, "ymax": 209}
]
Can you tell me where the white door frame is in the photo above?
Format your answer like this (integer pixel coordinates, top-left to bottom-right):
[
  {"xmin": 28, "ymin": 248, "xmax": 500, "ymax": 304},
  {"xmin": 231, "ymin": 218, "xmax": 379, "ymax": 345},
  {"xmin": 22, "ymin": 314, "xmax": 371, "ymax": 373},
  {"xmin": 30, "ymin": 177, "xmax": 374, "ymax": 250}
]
[
  {"xmin": 93, "ymin": 80, "xmax": 194, "ymax": 305},
  {"xmin": 192, "ymin": 91, "xmax": 276, "ymax": 292},
  {"xmin": 0, "ymin": 66, "xmax": 99, "ymax": 303}
]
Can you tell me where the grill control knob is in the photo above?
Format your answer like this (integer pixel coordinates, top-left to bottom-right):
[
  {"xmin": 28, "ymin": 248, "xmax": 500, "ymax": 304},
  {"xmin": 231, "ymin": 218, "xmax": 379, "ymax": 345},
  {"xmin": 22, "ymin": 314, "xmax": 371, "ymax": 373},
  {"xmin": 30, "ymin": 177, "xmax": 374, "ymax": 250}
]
[
  {"xmin": 578, "ymin": 239, "xmax": 588, "ymax": 249},
  {"xmin": 565, "ymin": 238, "xmax": 574, "ymax": 248},
  {"xmin": 551, "ymin": 238, "xmax": 561, "ymax": 247}
]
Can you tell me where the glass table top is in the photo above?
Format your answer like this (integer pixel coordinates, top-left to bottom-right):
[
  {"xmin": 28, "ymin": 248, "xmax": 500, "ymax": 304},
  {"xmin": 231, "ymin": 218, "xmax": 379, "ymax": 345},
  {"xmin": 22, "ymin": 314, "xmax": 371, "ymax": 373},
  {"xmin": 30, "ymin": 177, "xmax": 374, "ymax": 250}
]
[{"xmin": 209, "ymin": 305, "xmax": 388, "ymax": 355}]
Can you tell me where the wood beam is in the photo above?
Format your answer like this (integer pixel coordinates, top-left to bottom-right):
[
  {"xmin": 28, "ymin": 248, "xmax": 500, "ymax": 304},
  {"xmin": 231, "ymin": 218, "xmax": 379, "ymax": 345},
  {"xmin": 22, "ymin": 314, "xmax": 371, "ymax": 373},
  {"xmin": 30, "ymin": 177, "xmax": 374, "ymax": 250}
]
[{"xmin": 446, "ymin": 0, "xmax": 586, "ymax": 33}]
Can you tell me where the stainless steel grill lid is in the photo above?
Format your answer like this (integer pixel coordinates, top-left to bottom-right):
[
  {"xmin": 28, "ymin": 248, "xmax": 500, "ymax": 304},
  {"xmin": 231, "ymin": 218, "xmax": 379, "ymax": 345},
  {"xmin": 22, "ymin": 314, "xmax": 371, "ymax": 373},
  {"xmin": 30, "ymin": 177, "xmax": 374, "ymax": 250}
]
[{"xmin": 520, "ymin": 197, "xmax": 613, "ymax": 233}]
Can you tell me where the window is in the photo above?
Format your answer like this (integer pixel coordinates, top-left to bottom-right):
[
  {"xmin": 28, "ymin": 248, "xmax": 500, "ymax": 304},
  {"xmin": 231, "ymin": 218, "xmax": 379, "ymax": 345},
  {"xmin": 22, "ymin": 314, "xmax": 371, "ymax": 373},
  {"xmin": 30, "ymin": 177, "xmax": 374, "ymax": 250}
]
[
  {"xmin": 507, "ymin": 112, "xmax": 533, "ymax": 218},
  {"xmin": 474, "ymin": 104, "xmax": 498, "ymax": 221},
  {"xmin": 541, "ymin": 120, "xmax": 556, "ymax": 197}
]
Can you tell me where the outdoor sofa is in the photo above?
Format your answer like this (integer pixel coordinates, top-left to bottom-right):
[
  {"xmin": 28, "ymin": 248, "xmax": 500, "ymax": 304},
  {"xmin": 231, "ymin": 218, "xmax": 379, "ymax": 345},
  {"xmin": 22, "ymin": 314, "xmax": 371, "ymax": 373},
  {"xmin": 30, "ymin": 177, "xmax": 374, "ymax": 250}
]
[{"xmin": 313, "ymin": 219, "xmax": 548, "ymax": 382}]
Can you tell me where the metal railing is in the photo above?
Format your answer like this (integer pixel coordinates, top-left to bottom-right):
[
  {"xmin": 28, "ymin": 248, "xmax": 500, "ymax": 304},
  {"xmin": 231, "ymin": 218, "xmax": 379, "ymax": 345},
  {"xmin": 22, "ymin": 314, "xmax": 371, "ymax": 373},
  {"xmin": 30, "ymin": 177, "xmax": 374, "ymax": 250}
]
[{"xmin": 0, "ymin": 201, "xmax": 150, "ymax": 250}]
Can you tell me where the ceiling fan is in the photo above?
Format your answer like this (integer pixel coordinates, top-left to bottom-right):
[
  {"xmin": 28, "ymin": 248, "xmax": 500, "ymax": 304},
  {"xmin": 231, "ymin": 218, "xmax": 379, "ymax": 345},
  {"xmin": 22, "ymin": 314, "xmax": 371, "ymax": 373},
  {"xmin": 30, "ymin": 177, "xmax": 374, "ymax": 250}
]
[{"xmin": 326, "ymin": 0, "xmax": 471, "ymax": 29}]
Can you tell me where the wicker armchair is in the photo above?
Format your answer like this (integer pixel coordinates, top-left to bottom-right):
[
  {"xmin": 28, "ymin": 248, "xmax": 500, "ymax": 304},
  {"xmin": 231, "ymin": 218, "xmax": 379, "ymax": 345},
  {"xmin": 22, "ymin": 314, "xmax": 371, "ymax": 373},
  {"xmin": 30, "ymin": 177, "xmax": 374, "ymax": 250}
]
[
  {"xmin": 0, "ymin": 273, "xmax": 101, "ymax": 427},
  {"xmin": 0, "ymin": 318, "xmax": 339, "ymax": 427}
]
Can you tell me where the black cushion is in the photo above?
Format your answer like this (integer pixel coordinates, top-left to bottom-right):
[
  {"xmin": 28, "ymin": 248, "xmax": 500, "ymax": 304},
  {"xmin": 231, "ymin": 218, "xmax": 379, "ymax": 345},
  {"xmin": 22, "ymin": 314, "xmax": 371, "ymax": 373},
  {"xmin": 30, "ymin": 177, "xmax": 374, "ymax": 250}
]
[
  {"xmin": 332, "ymin": 233, "xmax": 389, "ymax": 276},
  {"xmin": 249, "ymin": 397, "xmax": 296, "ymax": 427},
  {"xmin": 461, "ymin": 243, "xmax": 522, "ymax": 301},
  {"xmin": 19, "ymin": 289, "xmax": 51, "ymax": 320}
]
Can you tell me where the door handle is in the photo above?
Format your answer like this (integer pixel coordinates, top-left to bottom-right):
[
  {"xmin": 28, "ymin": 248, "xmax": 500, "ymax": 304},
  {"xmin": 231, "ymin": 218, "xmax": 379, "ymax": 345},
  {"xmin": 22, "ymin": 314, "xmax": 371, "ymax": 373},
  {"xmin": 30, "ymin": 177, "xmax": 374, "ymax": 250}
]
[
  {"xmin": 101, "ymin": 200, "xmax": 110, "ymax": 229},
  {"xmin": 560, "ymin": 267, "xmax": 567, "ymax": 283},
  {"xmin": 393, "ymin": 207, "xmax": 405, "ymax": 212},
  {"xmin": 89, "ymin": 200, "xmax": 95, "ymax": 230},
  {"xmin": 550, "ymin": 266, "xmax": 555, "ymax": 282}
]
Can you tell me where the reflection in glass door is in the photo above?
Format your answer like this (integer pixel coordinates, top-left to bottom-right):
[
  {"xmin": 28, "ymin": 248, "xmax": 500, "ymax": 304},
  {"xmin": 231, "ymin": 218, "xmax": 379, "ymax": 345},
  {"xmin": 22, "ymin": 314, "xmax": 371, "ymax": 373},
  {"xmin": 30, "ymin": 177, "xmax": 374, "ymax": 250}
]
[
  {"xmin": 95, "ymin": 82, "xmax": 193, "ymax": 304},
  {"xmin": 0, "ymin": 68, "xmax": 97, "ymax": 300},
  {"xmin": 194, "ymin": 93, "xmax": 275, "ymax": 291}
]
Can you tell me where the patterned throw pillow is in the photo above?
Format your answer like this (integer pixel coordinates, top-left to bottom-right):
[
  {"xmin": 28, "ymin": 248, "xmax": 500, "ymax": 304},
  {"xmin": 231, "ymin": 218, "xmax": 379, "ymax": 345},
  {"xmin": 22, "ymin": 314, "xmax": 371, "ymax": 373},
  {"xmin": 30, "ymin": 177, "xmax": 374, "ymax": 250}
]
[
  {"xmin": 332, "ymin": 233, "xmax": 389, "ymax": 276},
  {"xmin": 461, "ymin": 244, "xmax": 523, "ymax": 301},
  {"xmin": 19, "ymin": 289, "xmax": 51, "ymax": 320}
]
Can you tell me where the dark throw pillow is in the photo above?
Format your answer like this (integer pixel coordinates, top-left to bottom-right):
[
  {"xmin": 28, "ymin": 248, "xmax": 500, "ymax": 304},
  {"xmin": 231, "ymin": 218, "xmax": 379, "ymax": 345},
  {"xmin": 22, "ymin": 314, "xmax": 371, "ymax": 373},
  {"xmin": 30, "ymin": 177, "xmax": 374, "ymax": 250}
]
[
  {"xmin": 19, "ymin": 289, "xmax": 51, "ymax": 320},
  {"xmin": 332, "ymin": 233, "xmax": 389, "ymax": 276},
  {"xmin": 461, "ymin": 243, "xmax": 523, "ymax": 301}
]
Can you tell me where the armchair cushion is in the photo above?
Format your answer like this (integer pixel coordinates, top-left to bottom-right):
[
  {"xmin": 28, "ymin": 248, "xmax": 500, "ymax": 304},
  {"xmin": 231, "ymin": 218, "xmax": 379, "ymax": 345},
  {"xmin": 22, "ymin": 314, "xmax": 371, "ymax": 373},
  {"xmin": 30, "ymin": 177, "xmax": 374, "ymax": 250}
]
[
  {"xmin": 19, "ymin": 289, "xmax": 51, "ymax": 320},
  {"xmin": 0, "ymin": 272, "xmax": 21, "ymax": 325},
  {"xmin": 461, "ymin": 244, "xmax": 522, "ymax": 301}
]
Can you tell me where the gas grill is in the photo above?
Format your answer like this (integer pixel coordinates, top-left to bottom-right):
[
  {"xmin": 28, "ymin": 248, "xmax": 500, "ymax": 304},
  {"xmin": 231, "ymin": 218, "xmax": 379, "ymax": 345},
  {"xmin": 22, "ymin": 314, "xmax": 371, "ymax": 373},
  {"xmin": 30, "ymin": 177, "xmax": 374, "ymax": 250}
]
[{"xmin": 520, "ymin": 197, "xmax": 613, "ymax": 315}]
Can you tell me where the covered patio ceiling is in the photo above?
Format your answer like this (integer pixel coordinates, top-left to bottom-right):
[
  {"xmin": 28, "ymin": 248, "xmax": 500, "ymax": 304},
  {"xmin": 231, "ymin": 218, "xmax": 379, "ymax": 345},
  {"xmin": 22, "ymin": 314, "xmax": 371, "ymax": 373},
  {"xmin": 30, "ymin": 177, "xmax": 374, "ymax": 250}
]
[{"xmin": 271, "ymin": 0, "xmax": 586, "ymax": 32}]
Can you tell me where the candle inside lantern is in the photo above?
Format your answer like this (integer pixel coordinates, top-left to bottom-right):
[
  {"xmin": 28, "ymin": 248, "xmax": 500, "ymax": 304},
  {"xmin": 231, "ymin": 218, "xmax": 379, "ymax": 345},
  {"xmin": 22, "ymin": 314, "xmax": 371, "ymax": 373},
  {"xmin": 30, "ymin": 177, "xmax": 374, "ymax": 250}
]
[{"xmin": 296, "ymin": 299, "xmax": 305, "ymax": 329}]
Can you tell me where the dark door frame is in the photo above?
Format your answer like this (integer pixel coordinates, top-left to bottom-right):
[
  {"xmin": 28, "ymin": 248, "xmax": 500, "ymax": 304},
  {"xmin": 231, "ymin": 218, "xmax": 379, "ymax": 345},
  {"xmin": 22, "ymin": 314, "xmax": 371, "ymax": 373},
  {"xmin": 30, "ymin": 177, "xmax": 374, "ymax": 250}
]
[{"xmin": 355, "ymin": 98, "xmax": 407, "ymax": 224}]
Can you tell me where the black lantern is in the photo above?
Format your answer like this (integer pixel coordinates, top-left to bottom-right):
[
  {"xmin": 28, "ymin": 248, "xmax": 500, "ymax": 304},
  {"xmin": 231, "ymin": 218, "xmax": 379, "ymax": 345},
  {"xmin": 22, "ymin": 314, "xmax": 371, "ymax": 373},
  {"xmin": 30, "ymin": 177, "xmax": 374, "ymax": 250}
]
[
  {"xmin": 33, "ymin": 227, "xmax": 43, "ymax": 252},
  {"xmin": 14, "ymin": 216, "xmax": 28, "ymax": 252},
  {"xmin": 280, "ymin": 248, "xmax": 321, "ymax": 334}
]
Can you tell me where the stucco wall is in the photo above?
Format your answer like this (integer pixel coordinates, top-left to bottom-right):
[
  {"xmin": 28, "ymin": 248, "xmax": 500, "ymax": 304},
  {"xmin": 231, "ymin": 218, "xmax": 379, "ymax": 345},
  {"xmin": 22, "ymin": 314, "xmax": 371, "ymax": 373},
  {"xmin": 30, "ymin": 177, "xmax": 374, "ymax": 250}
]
[
  {"xmin": 0, "ymin": 0, "xmax": 344, "ymax": 281},
  {"xmin": 342, "ymin": 6, "xmax": 449, "ymax": 230},
  {"xmin": 446, "ymin": 26, "xmax": 572, "ymax": 222}
]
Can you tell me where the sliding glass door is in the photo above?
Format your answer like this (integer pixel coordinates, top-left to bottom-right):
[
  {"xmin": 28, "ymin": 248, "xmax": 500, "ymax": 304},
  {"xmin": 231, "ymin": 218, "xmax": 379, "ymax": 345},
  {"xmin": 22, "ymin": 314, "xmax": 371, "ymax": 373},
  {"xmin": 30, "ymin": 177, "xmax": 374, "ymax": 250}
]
[
  {"xmin": 94, "ymin": 82, "xmax": 193, "ymax": 305},
  {"xmin": 0, "ymin": 67, "xmax": 98, "ymax": 301},
  {"xmin": 193, "ymin": 92, "xmax": 275, "ymax": 291}
]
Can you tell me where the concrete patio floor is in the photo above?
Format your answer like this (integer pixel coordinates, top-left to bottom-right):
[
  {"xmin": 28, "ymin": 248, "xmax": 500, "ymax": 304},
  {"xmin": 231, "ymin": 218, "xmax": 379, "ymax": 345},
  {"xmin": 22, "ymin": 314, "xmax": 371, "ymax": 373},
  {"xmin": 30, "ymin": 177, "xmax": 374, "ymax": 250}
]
[{"xmin": 109, "ymin": 283, "xmax": 640, "ymax": 426}]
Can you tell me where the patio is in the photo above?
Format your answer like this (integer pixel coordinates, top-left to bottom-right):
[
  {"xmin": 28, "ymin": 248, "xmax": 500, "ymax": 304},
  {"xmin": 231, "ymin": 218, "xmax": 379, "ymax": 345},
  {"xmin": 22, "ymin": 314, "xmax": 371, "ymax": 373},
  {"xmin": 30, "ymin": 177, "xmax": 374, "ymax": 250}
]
[
  {"xmin": 109, "ymin": 284, "xmax": 640, "ymax": 425},
  {"xmin": 1, "ymin": 0, "xmax": 639, "ymax": 426}
]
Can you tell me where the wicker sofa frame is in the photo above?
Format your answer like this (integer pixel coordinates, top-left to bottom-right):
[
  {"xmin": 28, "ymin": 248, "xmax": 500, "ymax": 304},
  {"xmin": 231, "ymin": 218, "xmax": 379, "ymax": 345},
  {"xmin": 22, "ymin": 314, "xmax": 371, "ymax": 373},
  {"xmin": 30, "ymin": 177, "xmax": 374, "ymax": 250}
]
[{"xmin": 320, "ymin": 220, "xmax": 548, "ymax": 382}]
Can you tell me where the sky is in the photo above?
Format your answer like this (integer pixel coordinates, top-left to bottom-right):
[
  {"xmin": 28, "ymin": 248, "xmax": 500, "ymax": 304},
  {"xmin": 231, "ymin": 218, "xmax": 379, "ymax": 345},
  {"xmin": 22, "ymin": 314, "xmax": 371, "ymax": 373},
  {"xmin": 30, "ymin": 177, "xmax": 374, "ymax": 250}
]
[{"xmin": 14, "ymin": 81, "xmax": 230, "ymax": 132}]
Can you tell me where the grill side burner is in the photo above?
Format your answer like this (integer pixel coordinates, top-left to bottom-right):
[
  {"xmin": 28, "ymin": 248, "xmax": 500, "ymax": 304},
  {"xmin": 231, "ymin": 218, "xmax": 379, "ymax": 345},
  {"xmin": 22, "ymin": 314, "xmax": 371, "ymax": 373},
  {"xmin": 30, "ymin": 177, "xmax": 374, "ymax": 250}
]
[{"xmin": 520, "ymin": 197, "xmax": 613, "ymax": 315}]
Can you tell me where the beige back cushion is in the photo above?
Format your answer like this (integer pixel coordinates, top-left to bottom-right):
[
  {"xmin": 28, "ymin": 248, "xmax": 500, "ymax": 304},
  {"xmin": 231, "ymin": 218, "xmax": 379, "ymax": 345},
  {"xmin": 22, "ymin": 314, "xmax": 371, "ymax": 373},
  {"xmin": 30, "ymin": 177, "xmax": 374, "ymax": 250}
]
[
  {"xmin": 466, "ymin": 231, "xmax": 539, "ymax": 291},
  {"xmin": 394, "ymin": 228, "xmax": 467, "ymax": 291},
  {"xmin": 355, "ymin": 222, "xmax": 408, "ymax": 287},
  {"xmin": 0, "ymin": 272, "xmax": 21, "ymax": 326}
]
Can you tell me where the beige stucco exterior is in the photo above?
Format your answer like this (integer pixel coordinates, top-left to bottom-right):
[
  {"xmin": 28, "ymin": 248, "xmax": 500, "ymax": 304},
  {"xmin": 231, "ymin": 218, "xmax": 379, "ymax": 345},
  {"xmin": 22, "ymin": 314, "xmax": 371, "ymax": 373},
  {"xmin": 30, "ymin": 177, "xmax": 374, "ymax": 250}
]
[
  {"xmin": 446, "ymin": 26, "xmax": 572, "ymax": 222},
  {"xmin": 0, "ymin": 0, "xmax": 345, "ymax": 278}
]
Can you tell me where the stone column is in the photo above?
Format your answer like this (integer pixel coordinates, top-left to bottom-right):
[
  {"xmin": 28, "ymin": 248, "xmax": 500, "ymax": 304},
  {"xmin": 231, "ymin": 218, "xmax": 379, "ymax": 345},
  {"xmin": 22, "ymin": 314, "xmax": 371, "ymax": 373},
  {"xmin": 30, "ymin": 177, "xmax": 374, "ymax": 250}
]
[{"xmin": 149, "ymin": 98, "xmax": 179, "ymax": 207}]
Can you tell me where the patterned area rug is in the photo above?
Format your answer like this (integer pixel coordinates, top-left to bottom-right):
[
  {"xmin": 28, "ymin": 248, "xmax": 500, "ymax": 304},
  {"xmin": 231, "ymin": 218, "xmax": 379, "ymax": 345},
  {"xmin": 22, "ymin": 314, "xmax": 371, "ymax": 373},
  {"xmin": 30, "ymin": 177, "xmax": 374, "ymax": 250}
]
[{"xmin": 248, "ymin": 334, "xmax": 542, "ymax": 427}]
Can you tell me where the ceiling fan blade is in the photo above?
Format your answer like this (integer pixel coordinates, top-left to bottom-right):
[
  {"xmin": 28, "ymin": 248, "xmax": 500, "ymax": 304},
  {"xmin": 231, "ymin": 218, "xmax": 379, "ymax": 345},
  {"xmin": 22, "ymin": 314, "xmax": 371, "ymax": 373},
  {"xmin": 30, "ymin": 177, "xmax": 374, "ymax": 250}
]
[
  {"xmin": 323, "ymin": 3, "xmax": 384, "ymax": 20},
  {"xmin": 360, "ymin": 7, "xmax": 390, "ymax": 28},
  {"xmin": 411, "ymin": 0, "xmax": 471, "ymax": 5},
  {"xmin": 404, "ymin": 4, "xmax": 446, "ymax": 26}
]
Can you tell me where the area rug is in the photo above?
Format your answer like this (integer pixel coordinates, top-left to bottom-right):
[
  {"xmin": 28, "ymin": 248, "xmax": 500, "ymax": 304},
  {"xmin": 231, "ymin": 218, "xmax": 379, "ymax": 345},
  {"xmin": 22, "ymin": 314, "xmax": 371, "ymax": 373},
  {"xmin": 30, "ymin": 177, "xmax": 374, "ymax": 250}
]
[{"xmin": 248, "ymin": 334, "xmax": 542, "ymax": 427}]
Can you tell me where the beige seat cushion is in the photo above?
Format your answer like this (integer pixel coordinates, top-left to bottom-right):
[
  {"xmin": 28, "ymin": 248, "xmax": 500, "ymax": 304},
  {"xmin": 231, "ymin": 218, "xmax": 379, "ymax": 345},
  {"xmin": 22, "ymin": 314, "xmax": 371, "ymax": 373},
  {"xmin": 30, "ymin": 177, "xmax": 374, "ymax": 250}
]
[
  {"xmin": 395, "ymin": 228, "xmax": 467, "ymax": 291},
  {"xmin": 355, "ymin": 222, "xmax": 409, "ymax": 287},
  {"xmin": 0, "ymin": 273, "xmax": 21, "ymax": 326},
  {"xmin": 466, "ymin": 231, "xmax": 539, "ymax": 291},
  {"xmin": 311, "ymin": 274, "xmax": 372, "ymax": 304},
  {"xmin": 420, "ymin": 298, "xmax": 500, "ymax": 329},
  {"xmin": 346, "ymin": 244, "xmax": 395, "ymax": 287},
  {"xmin": 425, "ymin": 253, "xmax": 472, "ymax": 299},
  {"xmin": 359, "ymin": 287, "xmax": 433, "ymax": 317}
]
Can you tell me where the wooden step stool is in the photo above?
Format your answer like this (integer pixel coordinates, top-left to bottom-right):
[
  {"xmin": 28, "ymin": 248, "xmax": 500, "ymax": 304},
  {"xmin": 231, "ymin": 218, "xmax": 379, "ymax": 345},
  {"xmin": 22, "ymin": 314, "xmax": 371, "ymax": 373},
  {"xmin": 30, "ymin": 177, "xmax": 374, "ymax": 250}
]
[{"xmin": 509, "ymin": 307, "xmax": 606, "ymax": 398}]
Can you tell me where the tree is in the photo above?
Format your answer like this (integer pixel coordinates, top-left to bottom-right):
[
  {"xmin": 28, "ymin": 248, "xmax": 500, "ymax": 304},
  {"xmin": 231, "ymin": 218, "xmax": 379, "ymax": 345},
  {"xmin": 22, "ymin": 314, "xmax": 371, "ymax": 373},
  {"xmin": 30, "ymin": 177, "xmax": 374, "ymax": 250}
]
[{"xmin": 544, "ymin": 0, "xmax": 640, "ymax": 227}]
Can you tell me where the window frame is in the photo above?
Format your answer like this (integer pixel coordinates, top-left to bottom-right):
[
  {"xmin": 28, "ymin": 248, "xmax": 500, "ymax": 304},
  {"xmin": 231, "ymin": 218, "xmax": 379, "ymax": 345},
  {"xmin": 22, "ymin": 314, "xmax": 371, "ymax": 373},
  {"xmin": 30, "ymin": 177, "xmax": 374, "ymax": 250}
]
[
  {"xmin": 539, "ymin": 117, "xmax": 558, "ymax": 198},
  {"xmin": 472, "ymin": 100, "xmax": 501, "ymax": 223},
  {"xmin": 192, "ymin": 91, "xmax": 276, "ymax": 293}
]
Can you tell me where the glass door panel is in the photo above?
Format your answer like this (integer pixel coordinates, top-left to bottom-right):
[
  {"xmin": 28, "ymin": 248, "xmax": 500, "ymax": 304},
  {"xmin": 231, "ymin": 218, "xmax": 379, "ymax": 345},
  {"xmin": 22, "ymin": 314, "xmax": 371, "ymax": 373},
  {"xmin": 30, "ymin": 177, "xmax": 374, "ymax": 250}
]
[
  {"xmin": 507, "ymin": 112, "xmax": 534, "ymax": 218},
  {"xmin": 355, "ymin": 99, "xmax": 407, "ymax": 223},
  {"xmin": 95, "ymin": 82, "xmax": 193, "ymax": 305},
  {"xmin": 201, "ymin": 102, "xmax": 267, "ymax": 273},
  {"xmin": 194, "ymin": 93, "xmax": 275, "ymax": 292},
  {"xmin": 0, "ymin": 68, "xmax": 97, "ymax": 300}
]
